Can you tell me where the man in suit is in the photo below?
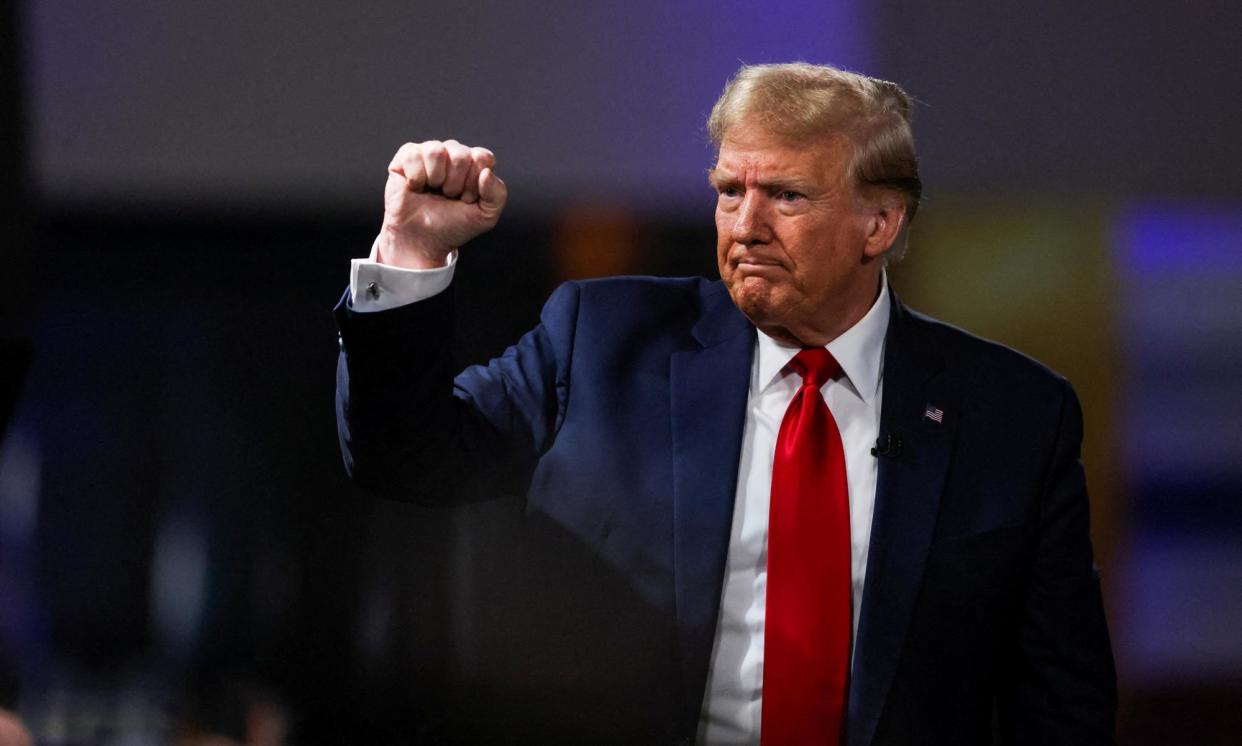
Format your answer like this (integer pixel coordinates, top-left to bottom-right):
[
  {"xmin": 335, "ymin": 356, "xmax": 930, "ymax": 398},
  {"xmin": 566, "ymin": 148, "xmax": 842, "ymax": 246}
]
[{"xmin": 335, "ymin": 63, "xmax": 1117, "ymax": 744}]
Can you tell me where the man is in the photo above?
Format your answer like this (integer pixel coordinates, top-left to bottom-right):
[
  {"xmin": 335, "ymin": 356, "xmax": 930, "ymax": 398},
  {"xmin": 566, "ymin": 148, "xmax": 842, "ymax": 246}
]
[{"xmin": 335, "ymin": 63, "xmax": 1117, "ymax": 744}]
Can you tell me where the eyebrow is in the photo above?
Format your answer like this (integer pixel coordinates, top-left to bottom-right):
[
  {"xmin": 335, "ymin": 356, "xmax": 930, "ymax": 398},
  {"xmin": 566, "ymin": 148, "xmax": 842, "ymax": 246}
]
[
  {"xmin": 708, "ymin": 168, "xmax": 813, "ymax": 193},
  {"xmin": 707, "ymin": 168, "xmax": 735, "ymax": 188}
]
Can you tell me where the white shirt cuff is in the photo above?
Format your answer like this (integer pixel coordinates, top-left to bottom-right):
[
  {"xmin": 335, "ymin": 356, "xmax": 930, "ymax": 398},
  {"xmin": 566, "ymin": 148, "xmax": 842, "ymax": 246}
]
[{"xmin": 349, "ymin": 240, "xmax": 457, "ymax": 312}]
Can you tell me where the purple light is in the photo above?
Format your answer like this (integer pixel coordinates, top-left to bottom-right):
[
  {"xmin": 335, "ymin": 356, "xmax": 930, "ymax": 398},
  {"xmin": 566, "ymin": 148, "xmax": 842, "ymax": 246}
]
[{"xmin": 1116, "ymin": 204, "xmax": 1242, "ymax": 276}]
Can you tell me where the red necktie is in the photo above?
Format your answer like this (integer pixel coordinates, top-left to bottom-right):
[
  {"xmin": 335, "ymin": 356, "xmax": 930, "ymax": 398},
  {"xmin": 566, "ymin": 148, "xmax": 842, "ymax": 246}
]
[{"xmin": 762, "ymin": 348, "xmax": 852, "ymax": 746}]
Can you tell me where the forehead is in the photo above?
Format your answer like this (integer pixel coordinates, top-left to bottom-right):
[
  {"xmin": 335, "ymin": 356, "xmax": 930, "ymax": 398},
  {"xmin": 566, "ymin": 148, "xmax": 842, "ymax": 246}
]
[{"xmin": 714, "ymin": 125, "xmax": 853, "ymax": 182}]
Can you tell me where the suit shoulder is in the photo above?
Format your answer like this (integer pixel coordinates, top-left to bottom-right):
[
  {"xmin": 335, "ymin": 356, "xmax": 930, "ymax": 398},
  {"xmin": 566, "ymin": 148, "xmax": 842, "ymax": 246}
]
[{"xmin": 902, "ymin": 307, "xmax": 1072, "ymax": 397}]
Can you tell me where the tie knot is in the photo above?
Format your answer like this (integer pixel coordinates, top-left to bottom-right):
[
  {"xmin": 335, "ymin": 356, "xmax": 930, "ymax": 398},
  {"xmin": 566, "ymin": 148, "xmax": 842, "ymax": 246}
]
[{"xmin": 790, "ymin": 348, "xmax": 841, "ymax": 389}]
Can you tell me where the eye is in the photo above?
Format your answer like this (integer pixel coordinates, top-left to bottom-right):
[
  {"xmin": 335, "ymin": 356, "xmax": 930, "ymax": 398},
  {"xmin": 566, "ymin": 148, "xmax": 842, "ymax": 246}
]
[
  {"xmin": 719, "ymin": 185, "xmax": 741, "ymax": 198},
  {"xmin": 779, "ymin": 190, "xmax": 804, "ymax": 203}
]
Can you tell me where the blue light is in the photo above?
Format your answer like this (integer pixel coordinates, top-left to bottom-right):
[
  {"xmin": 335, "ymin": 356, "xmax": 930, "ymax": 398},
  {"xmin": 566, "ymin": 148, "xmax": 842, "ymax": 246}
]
[{"xmin": 1117, "ymin": 204, "xmax": 1242, "ymax": 276}]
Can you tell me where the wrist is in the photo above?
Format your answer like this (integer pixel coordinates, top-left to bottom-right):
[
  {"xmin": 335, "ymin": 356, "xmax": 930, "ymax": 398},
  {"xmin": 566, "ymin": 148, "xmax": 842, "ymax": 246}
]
[{"xmin": 374, "ymin": 228, "xmax": 456, "ymax": 270}]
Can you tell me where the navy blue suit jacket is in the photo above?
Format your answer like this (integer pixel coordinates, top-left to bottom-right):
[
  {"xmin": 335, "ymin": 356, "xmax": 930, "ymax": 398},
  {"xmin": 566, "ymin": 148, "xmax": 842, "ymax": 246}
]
[{"xmin": 335, "ymin": 276, "xmax": 1116, "ymax": 745}]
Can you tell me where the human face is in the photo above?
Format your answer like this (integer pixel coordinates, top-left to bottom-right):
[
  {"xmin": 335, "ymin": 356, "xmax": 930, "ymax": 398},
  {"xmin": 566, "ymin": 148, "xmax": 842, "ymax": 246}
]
[{"xmin": 711, "ymin": 125, "xmax": 891, "ymax": 346}]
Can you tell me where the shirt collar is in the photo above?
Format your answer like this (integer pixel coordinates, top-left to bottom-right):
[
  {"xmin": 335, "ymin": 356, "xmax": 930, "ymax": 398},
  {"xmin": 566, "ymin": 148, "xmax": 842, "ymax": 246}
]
[{"xmin": 754, "ymin": 274, "xmax": 890, "ymax": 406}]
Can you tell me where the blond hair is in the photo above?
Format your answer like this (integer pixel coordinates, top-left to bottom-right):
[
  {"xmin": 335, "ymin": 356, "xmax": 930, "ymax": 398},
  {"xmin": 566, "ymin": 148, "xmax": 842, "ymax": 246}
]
[{"xmin": 707, "ymin": 63, "xmax": 922, "ymax": 259}]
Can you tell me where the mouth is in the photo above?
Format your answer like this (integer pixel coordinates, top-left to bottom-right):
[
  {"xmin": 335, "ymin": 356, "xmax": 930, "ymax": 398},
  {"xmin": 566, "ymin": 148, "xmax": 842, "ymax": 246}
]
[
  {"xmin": 728, "ymin": 245, "xmax": 785, "ymax": 269},
  {"xmin": 734, "ymin": 256, "xmax": 786, "ymax": 274}
]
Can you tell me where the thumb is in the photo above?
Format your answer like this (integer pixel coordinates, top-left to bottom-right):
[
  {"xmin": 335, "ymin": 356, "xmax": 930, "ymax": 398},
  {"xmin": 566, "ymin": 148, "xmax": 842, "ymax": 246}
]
[{"xmin": 477, "ymin": 167, "xmax": 508, "ymax": 216}]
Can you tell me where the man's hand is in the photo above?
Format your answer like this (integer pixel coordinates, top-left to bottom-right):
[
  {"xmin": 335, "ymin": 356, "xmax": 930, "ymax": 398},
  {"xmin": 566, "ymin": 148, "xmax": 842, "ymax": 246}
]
[
  {"xmin": 0, "ymin": 709, "xmax": 31, "ymax": 746},
  {"xmin": 377, "ymin": 140, "xmax": 508, "ymax": 269}
]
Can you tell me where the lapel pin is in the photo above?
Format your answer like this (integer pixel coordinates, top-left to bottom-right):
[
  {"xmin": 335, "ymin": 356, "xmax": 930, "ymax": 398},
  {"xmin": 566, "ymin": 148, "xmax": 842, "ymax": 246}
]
[{"xmin": 923, "ymin": 405, "xmax": 944, "ymax": 424}]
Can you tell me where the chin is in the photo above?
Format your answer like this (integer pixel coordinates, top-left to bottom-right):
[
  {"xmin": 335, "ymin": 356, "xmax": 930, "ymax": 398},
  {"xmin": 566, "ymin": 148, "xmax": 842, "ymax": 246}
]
[{"xmin": 725, "ymin": 276, "xmax": 785, "ymax": 327}]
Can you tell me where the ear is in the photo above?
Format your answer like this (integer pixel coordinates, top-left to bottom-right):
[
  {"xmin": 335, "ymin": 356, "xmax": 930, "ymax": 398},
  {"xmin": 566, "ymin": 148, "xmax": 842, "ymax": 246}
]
[{"xmin": 862, "ymin": 195, "xmax": 907, "ymax": 260}]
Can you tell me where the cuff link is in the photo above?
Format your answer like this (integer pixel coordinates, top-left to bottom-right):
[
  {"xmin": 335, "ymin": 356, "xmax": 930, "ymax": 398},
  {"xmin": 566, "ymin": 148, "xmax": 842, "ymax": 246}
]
[{"xmin": 366, "ymin": 281, "xmax": 380, "ymax": 300}]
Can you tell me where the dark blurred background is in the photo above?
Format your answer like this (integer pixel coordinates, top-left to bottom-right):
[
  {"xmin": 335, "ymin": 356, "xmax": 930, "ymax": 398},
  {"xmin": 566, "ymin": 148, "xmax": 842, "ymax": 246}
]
[{"xmin": 2, "ymin": 1, "xmax": 1241, "ymax": 743}]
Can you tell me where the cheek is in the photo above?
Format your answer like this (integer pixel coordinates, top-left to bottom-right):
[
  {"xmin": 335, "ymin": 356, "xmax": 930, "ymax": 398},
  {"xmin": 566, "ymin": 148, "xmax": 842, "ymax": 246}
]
[
  {"xmin": 715, "ymin": 214, "xmax": 733, "ymax": 270},
  {"xmin": 790, "ymin": 223, "xmax": 852, "ymax": 278}
]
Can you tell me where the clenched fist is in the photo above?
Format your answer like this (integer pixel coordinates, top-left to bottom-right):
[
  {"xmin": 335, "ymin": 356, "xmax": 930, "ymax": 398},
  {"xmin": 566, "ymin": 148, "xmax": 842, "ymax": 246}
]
[{"xmin": 376, "ymin": 140, "xmax": 508, "ymax": 269}]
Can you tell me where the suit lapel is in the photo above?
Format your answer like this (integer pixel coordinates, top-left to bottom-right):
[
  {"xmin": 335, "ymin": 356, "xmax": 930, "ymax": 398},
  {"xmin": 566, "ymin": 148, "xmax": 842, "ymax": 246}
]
[
  {"xmin": 669, "ymin": 284, "xmax": 754, "ymax": 730},
  {"xmin": 848, "ymin": 291, "xmax": 961, "ymax": 746}
]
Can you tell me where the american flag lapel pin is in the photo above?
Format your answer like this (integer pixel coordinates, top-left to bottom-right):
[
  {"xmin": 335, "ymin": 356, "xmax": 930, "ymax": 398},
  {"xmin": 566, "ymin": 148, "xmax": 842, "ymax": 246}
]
[{"xmin": 923, "ymin": 404, "xmax": 944, "ymax": 424}]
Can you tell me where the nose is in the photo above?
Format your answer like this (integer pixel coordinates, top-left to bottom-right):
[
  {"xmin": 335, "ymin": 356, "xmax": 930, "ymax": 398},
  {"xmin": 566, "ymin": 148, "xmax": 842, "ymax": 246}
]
[{"xmin": 730, "ymin": 191, "xmax": 770, "ymax": 245}]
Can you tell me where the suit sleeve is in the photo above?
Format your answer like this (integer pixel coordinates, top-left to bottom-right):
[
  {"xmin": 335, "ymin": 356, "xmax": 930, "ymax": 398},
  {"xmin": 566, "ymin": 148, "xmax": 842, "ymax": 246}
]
[
  {"xmin": 334, "ymin": 281, "xmax": 580, "ymax": 505},
  {"xmin": 997, "ymin": 380, "xmax": 1118, "ymax": 744}
]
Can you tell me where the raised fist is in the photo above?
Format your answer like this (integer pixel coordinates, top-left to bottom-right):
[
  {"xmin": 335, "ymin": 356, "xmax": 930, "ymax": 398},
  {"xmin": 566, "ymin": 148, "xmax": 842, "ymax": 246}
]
[{"xmin": 376, "ymin": 140, "xmax": 508, "ymax": 269}]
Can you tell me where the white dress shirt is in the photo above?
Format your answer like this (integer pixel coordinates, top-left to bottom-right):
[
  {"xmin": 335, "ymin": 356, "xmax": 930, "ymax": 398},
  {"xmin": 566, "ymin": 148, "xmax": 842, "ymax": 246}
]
[
  {"xmin": 348, "ymin": 242, "xmax": 457, "ymax": 312},
  {"xmin": 348, "ymin": 256, "xmax": 889, "ymax": 745},
  {"xmin": 698, "ymin": 283, "xmax": 888, "ymax": 745}
]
